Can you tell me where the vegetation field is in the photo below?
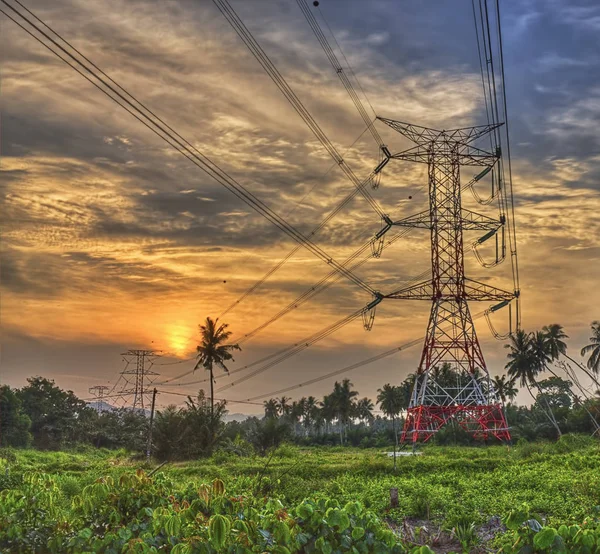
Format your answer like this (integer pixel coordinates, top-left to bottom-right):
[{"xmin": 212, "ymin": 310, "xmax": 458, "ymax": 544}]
[{"xmin": 2, "ymin": 439, "xmax": 600, "ymax": 553}]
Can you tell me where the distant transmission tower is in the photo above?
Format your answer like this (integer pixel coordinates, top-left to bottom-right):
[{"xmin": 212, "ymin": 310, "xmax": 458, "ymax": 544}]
[
  {"xmin": 88, "ymin": 385, "xmax": 110, "ymax": 413},
  {"xmin": 379, "ymin": 119, "xmax": 517, "ymax": 444},
  {"xmin": 119, "ymin": 350, "xmax": 160, "ymax": 411}
]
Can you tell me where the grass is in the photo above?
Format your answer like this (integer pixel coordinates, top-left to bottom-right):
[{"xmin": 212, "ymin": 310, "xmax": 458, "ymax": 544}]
[{"xmin": 3, "ymin": 437, "xmax": 599, "ymax": 526}]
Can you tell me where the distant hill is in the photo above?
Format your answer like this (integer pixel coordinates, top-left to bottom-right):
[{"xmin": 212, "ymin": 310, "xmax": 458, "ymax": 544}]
[
  {"xmin": 224, "ymin": 412, "xmax": 250, "ymax": 422},
  {"xmin": 86, "ymin": 400, "xmax": 116, "ymax": 413},
  {"xmin": 86, "ymin": 402, "xmax": 249, "ymax": 421}
]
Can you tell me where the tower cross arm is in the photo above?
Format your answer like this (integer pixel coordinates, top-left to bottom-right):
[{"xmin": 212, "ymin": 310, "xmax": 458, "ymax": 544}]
[
  {"xmin": 390, "ymin": 209, "xmax": 504, "ymax": 231},
  {"xmin": 384, "ymin": 280, "xmax": 433, "ymax": 300},
  {"xmin": 449, "ymin": 122, "xmax": 504, "ymax": 144},
  {"xmin": 392, "ymin": 210, "xmax": 431, "ymax": 229},
  {"xmin": 463, "ymin": 279, "xmax": 517, "ymax": 302},
  {"xmin": 457, "ymin": 144, "xmax": 500, "ymax": 166},
  {"xmin": 377, "ymin": 116, "xmax": 503, "ymax": 146},
  {"xmin": 461, "ymin": 209, "xmax": 504, "ymax": 231},
  {"xmin": 390, "ymin": 145, "xmax": 433, "ymax": 165},
  {"xmin": 389, "ymin": 144, "xmax": 498, "ymax": 166}
]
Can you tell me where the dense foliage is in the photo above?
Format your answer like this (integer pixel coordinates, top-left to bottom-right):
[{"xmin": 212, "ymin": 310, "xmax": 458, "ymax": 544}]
[
  {"xmin": 2, "ymin": 322, "xmax": 599, "ymax": 460},
  {"xmin": 1, "ymin": 443, "xmax": 599, "ymax": 552}
]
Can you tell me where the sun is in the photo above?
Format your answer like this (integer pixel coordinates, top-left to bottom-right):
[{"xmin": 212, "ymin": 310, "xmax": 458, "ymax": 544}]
[{"xmin": 167, "ymin": 325, "xmax": 194, "ymax": 357}]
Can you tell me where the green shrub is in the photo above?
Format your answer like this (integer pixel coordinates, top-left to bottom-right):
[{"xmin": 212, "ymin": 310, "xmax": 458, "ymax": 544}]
[
  {"xmin": 548, "ymin": 433, "xmax": 597, "ymax": 454},
  {"xmin": 273, "ymin": 442, "xmax": 299, "ymax": 459},
  {"xmin": 59, "ymin": 475, "xmax": 82, "ymax": 498}
]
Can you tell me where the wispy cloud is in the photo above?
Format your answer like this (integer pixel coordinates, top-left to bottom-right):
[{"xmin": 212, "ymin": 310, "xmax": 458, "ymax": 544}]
[{"xmin": 1, "ymin": 0, "xmax": 599, "ymax": 405}]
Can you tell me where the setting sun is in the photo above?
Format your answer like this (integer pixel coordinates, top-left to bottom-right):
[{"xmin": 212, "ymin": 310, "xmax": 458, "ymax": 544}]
[{"xmin": 166, "ymin": 325, "xmax": 196, "ymax": 357}]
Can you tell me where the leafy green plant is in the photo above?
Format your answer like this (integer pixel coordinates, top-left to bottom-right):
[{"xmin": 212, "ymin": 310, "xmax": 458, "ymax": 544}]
[
  {"xmin": 500, "ymin": 504, "xmax": 600, "ymax": 553},
  {"xmin": 448, "ymin": 515, "xmax": 479, "ymax": 552}
]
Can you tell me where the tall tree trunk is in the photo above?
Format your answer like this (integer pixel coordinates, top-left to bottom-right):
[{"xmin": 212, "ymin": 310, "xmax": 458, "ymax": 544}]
[
  {"xmin": 565, "ymin": 354, "xmax": 600, "ymax": 389},
  {"xmin": 561, "ymin": 361, "xmax": 600, "ymax": 435},
  {"xmin": 210, "ymin": 367, "xmax": 214, "ymax": 419},
  {"xmin": 392, "ymin": 415, "xmax": 397, "ymax": 471},
  {"xmin": 527, "ymin": 381, "xmax": 561, "ymax": 437}
]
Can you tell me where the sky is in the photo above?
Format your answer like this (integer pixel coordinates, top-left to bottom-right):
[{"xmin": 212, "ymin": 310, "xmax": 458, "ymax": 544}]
[{"xmin": 1, "ymin": 0, "xmax": 599, "ymax": 414}]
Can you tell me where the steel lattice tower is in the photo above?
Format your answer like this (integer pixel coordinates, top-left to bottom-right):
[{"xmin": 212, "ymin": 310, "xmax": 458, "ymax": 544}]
[
  {"xmin": 120, "ymin": 350, "xmax": 160, "ymax": 411},
  {"xmin": 379, "ymin": 118, "xmax": 517, "ymax": 444},
  {"xmin": 89, "ymin": 385, "xmax": 110, "ymax": 413}
]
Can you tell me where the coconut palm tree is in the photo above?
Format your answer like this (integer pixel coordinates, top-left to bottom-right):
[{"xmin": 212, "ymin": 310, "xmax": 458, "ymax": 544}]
[
  {"xmin": 302, "ymin": 396, "xmax": 319, "ymax": 436},
  {"xmin": 194, "ymin": 317, "xmax": 240, "ymax": 417},
  {"xmin": 542, "ymin": 323, "xmax": 600, "ymax": 390},
  {"xmin": 399, "ymin": 373, "xmax": 416, "ymax": 407},
  {"xmin": 277, "ymin": 396, "xmax": 291, "ymax": 417},
  {"xmin": 529, "ymin": 331, "xmax": 553, "ymax": 373},
  {"xmin": 263, "ymin": 398, "xmax": 279, "ymax": 419},
  {"xmin": 320, "ymin": 394, "xmax": 336, "ymax": 435},
  {"xmin": 289, "ymin": 400, "xmax": 303, "ymax": 435},
  {"xmin": 505, "ymin": 329, "xmax": 561, "ymax": 437},
  {"xmin": 581, "ymin": 321, "xmax": 600, "ymax": 376},
  {"xmin": 331, "ymin": 379, "xmax": 359, "ymax": 445},
  {"xmin": 377, "ymin": 384, "xmax": 405, "ymax": 470},
  {"xmin": 542, "ymin": 324, "xmax": 568, "ymax": 361},
  {"xmin": 492, "ymin": 374, "xmax": 518, "ymax": 408},
  {"xmin": 356, "ymin": 397, "xmax": 375, "ymax": 425}
]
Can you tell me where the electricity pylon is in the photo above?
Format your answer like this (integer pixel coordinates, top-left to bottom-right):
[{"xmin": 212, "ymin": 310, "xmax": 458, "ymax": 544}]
[
  {"xmin": 119, "ymin": 350, "xmax": 160, "ymax": 411},
  {"xmin": 379, "ymin": 118, "xmax": 517, "ymax": 444},
  {"xmin": 88, "ymin": 385, "xmax": 110, "ymax": 413}
]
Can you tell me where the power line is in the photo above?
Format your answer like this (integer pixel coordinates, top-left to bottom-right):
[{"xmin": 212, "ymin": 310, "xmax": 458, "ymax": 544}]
[
  {"xmin": 494, "ymin": 0, "xmax": 520, "ymax": 295},
  {"xmin": 1, "ymin": 0, "xmax": 378, "ymax": 298},
  {"xmin": 235, "ymin": 228, "xmax": 415, "ymax": 346},
  {"xmin": 117, "ymin": 350, "xmax": 161, "ymax": 410},
  {"xmin": 212, "ymin": 0, "xmax": 388, "ymax": 218},
  {"xmin": 157, "ymin": 304, "xmax": 369, "ymax": 390},
  {"xmin": 219, "ymin": 122, "xmax": 374, "ymax": 319},
  {"xmin": 154, "ymin": 389, "xmax": 263, "ymax": 406},
  {"xmin": 296, "ymin": 0, "xmax": 383, "ymax": 147},
  {"xmin": 236, "ymin": 310, "xmax": 490, "ymax": 404},
  {"xmin": 470, "ymin": 0, "xmax": 521, "ymax": 326},
  {"xmin": 156, "ymin": 266, "xmax": 430, "ymax": 390}
]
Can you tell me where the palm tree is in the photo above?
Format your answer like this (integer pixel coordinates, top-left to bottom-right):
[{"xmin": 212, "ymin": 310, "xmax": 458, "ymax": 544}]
[
  {"xmin": 302, "ymin": 396, "xmax": 319, "ymax": 436},
  {"xmin": 505, "ymin": 329, "xmax": 561, "ymax": 437},
  {"xmin": 356, "ymin": 398, "xmax": 375, "ymax": 425},
  {"xmin": 331, "ymin": 379, "xmax": 359, "ymax": 445},
  {"xmin": 289, "ymin": 401, "xmax": 303, "ymax": 435},
  {"xmin": 505, "ymin": 330, "xmax": 536, "ymax": 387},
  {"xmin": 263, "ymin": 398, "xmax": 279, "ymax": 419},
  {"xmin": 276, "ymin": 396, "xmax": 291, "ymax": 417},
  {"xmin": 542, "ymin": 324, "xmax": 568, "ymax": 361},
  {"xmin": 581, "ymin": 321, "xmax": 600, "ymax": 375},
  {"xmin": 542, "ymin": 323, "xmax": 600, "ymax": 391},
  {"xmin": 492, "ymin": 374, "xmax": 518, "ymax": 408},
  {"xmin": 529, "ymin": 331, "xmax": 553, "ymax": 372},
  {"xmin": 377, "ymin": 384, "xmax": 405, "ymax": 470},
  {"xmin": 195, "ymin": 317, "xmax": 240, "ymax": 417},
  {"xmin": 399, "ymin": 374, "xmax": 416, "ymax": 407},
  {"xmin": 320, "ymin": 394, "xmax": 336, "ymax": 435}
]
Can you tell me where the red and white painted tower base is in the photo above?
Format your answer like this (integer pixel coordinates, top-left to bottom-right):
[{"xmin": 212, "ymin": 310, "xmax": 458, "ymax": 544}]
[{"xmin": 379, "ymin": 118, "xmax": 515, "ymax": 444}]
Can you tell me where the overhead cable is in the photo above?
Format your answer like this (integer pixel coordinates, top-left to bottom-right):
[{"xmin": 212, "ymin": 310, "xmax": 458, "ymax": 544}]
[
  {"xmin": 212, "ymin": 0, "xmax": 388, "ymax": 218},
  {"xmin": 0, "ymin": 0, "xmax": 376, "ymax": 297},
  {"xmin": 219, "ymin": 122, "xmax": 373, "ymax": 319},
  {"xmin": 236, "ymin": 309, "xmax": 489, "ymax": 403},
  {"xmin": 296, "ymin": 0, "xmax": 383, "ymax": 147}
]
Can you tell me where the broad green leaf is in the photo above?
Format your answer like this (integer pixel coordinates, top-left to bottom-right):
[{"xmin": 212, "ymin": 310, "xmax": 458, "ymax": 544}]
[
  {"xmin": 534, "ymin": 528, "xmax": 558, "ymax": 549},
  {"xmin": 351, "ymin": 526, "xmax": 365, "ymax": 540}
]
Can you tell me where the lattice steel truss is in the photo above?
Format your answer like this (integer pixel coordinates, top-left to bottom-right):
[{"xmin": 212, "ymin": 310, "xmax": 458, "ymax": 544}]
[
  {"xmin": 88, "ymin": 385, "xmax": 110, "ymax": 413},
  {"xmin": 119, "ymin": 350, "xmax": 160, "ymax": 411},
  {"xmin": 379, "ymin": 117, "xmax": 516, "ymax": 444}
]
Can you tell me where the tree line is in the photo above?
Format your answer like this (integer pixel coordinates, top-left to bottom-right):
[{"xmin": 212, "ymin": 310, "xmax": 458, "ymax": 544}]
[{"xmin": 1, "ymin": 320, "xmax": 598, "ymax": 458}]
